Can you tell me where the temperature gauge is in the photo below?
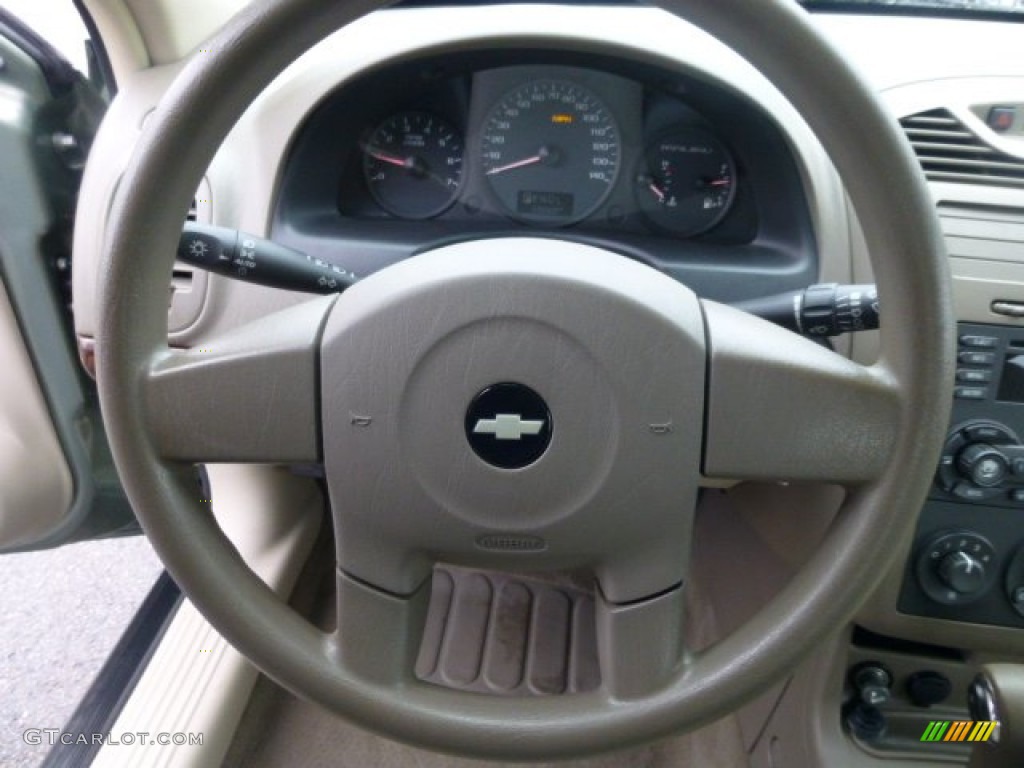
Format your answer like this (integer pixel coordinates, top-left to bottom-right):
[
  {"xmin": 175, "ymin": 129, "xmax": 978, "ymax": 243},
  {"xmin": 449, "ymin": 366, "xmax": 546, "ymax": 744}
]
[{"xmin": 636, "ymin": 128, "xmax": 736, "ymax": 236}]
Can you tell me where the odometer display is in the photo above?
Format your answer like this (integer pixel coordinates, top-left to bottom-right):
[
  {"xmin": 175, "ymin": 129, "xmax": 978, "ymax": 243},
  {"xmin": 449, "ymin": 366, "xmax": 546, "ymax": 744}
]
[
  {"xmin": 480, "ymin": 80, "xmax": 620, "ymax": 225},
  {"xmin": 517, "ymin": 190, "xmax": 574, "ymax": 217}
]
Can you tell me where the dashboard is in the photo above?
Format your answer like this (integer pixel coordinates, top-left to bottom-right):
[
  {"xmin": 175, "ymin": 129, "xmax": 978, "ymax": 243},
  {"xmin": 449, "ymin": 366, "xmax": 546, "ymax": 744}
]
[{"xmin": 272, "ymin": 51, "xmax": 817, "ymax": 303}]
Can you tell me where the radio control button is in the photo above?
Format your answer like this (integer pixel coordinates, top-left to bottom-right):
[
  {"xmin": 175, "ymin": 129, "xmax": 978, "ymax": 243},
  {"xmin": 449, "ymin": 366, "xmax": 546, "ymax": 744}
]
[
  {"xmin": 959, "ymin": 444, "xmax": 1009, "ymax": 487},
  {"xmin": 954, "ymin": 386, "xmax": 988, "ymax": 400},
  {"xmin": 1011, "ymin": 586, "xmax": 1024, "ymax": 614},
  {"xmin": 951, "ymin": 483, "xmax": 1002, "ymax": 501},
  {"xmin": 958, "ymin": 352, "xmax": 996, "ymax": 366},
  {"xmin": 957, "ymin": 369, "xmax": 993, "ymax": 384},
  {"xmin": 963, "ymin": 424, "xmax": 1015, "ymax": 443},
  {"xmin": 936, "ymin": 430, "xmax": 968, "ymax": 492},
  {"xmin": 976, "ymin": 458, "xmax": 1006, "ymax": 485},
  {"xmin": 959, "ymin": 335, "xmax": 999, "ymax": 349},
  {"xmin": 937, "ymin": 455, "xmax": 959, "ymax": 491},
  {"xmin": 946, "ymin": 432, "xmax": 968, "ymax": 453}
]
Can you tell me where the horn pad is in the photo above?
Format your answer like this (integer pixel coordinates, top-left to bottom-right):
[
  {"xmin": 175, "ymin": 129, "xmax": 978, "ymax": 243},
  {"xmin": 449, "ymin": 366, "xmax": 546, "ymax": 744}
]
[{"xmin": 319, "ymin": 238, "xmax": 707, "ymax": 603}]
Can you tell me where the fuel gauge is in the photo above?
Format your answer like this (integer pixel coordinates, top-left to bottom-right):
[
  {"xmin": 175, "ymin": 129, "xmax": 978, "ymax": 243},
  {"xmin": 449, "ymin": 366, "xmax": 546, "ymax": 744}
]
[{"xmin": 636, "ymin": 128, "xmax": 736, "ymax": 236}]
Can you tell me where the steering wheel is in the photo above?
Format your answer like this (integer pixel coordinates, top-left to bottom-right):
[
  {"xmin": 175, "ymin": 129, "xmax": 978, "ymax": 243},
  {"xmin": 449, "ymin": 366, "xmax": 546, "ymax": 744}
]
[{"xmin": 96, "ymin": 0, "xmax": 953, "ymax": 759}]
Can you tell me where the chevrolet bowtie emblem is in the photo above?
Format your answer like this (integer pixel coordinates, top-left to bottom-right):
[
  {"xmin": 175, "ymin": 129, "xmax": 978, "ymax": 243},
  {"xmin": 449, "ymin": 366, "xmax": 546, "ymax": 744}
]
[
  {"xmin": 466, "ymin": 384, "xmax": 552, "ymax": 468},
  {"xmin": 473, "ymin": 414, "xmax": 546, "ymax": 441}
]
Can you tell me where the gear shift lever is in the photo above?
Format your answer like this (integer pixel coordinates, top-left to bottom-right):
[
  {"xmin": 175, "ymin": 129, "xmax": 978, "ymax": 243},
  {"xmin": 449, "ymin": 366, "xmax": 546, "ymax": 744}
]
[{"xmin": 968, "ymin": 664, "xmax": 1024, "ymax": 767}]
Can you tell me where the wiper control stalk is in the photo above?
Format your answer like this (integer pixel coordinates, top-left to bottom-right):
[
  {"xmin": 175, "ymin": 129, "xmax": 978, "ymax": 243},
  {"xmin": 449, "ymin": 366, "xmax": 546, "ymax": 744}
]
[
  {"xmin": 176, "ymin": 223, "xmax": 357, "ymax": 294},
  {"xmin": 734, "ymin": 283, "xmax": 879, "ymax": 338}
]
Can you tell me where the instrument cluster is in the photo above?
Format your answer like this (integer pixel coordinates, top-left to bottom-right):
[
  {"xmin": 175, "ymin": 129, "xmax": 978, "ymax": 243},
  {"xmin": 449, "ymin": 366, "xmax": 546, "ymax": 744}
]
[
  {"xmin": 273, "ymin": 52, "xmax": 817, "ymax": 302},
  {"xmin": 347, "ymin": 65, "xmax": 741, "ymax": 239}
]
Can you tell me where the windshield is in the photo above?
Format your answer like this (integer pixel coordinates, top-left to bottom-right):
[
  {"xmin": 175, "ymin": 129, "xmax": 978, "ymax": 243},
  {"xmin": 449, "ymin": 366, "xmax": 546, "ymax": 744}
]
[{"xmin": 801, "ymin": 0, "xmax": 1024, "ymax": 13}]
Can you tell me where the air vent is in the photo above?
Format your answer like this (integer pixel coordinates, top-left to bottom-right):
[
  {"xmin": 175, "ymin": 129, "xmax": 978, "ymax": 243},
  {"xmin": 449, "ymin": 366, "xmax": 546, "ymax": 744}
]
[
  {"xmin": 173, "ymin": 182, "xmax": 211, "ymax": 289},
  {"xmin": 168, "ymin": 178, "xmax": 213, "ymax": 333},
  {"xmin": 900, "ymin": 109, "xmax": 1024, "ymax": 188},
  {"xmin": 189, "ymin": 178, "xmax": 213, "ymax": 224}
]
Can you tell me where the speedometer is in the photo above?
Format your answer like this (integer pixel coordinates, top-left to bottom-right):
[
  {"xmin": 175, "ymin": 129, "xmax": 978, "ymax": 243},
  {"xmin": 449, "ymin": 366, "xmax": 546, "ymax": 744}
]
[{"xmin": 480, "ymin": 80, "xmax": 620, "ymax": 225}]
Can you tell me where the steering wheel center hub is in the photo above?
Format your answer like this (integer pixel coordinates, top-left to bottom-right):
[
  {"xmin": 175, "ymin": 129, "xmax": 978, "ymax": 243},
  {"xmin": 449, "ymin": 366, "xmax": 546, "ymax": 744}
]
[{"xmin": 319, "ymin": 238, "xmax": 707, "ymax": 602}]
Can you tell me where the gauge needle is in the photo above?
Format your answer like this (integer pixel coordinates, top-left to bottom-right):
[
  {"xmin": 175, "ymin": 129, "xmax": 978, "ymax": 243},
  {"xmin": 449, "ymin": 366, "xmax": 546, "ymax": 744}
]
[
  {"xmin": 486, "ymin": 147, "xmax": 551, "ymax": 176},
  {"xmin": 638, "ymin": 174, "xmax": 667, "ymax": 203},
  {"xmin": 364, "ymin": 144, "xmax": 454, "ymax": 189},
  {"xmin": 364, "ymin": 146, "xmax": 409, "ymax": 169},
  {"xmin": 486, "ymin": 154, "xmax": 543, "ymax": 176}
]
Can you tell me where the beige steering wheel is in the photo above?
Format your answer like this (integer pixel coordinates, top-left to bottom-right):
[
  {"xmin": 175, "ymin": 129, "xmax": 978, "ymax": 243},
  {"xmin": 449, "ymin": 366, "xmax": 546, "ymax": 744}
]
[{"xmin": 96, "ymin": 0, "xmax": 954, "ymax": 759}]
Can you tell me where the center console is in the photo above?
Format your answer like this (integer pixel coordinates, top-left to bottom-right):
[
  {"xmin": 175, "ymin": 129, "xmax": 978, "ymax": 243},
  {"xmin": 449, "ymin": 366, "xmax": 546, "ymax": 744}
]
[
  {"xmin": 843, "ymin": 324, "xmax": 1024, "ymax": 757},
  {"xmin": 899, "ymin": 322, "xmax": 1024, "ymax": 629}
]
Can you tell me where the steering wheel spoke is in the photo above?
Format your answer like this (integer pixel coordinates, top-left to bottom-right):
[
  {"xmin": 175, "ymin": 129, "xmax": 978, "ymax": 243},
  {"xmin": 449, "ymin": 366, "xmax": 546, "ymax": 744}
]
[
  {"xmin": 331, "ymin": 569, "xmax": 433, "ymax": 686},
  {"xmin": 142, "ymin": 295, "xmax": 335, "ymax": 463},
  {"xmin": 596, "ymin": 582, "xmax": 688, "ymax": 701},
  {"xmin": 702, "ymin": 300, "xmax": 902, "ymax": 486}
]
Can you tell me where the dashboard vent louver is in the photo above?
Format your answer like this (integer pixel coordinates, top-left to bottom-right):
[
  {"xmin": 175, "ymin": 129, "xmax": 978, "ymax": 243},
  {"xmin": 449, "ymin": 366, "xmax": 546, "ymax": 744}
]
[
  {"xmin": 175, "ymin": 196, "xmax": 198, "ymax": 289},
  {"xmin": 175, "ymin": 192, "xmax": 206, "ymax": 287},
  {"xmin": 900, "ymin": 109, "xmax": 1024, "ymax": 188},
  {"xmin": 169, "ymin": 180, "xmax": 213, "ymax": 332}
]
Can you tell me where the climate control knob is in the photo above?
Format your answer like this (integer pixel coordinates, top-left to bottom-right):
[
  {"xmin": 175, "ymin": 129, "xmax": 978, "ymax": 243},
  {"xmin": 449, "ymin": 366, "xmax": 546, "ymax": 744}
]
[
  {"xmin": 915, "ymin": 531, "xmax": 997, "ymax": 605},
  {"xmin": 937, "ymin": 551, "xmax": 988, "ymax": 595},
  {"xmin": 957, "ymin": 443, "xmax": 1009, "ymax": 488}
]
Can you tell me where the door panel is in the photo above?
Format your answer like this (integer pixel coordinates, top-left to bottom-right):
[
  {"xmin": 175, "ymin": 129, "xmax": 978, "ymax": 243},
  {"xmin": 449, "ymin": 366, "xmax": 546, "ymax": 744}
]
[
  {"xmin": 0, "ymin": 13, "xmax": 136, "ymax": 551},
  {"xmin": 0, "ymin": 280, "xmax": 73, "ymax": 545}
]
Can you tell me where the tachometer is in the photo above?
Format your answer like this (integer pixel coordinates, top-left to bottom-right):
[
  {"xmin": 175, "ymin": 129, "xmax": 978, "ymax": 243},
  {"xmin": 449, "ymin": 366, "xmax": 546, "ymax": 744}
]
[
  {"xmin": 480, "ymin": 80, "xmax": 620, "ymax": 225},
  {"xmin": 362, "ymin": 111, "xmax": 463, "ymax": 219},
  {"xmin": 635, "ymin": 128, "xmax": 736, "ymax": 236}
]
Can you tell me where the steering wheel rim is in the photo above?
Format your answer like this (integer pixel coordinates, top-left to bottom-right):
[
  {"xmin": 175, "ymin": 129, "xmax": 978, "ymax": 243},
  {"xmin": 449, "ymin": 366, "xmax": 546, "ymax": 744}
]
[{"xmin": 96, "ymin": 0, "xmax": 953, "ymax": 759}]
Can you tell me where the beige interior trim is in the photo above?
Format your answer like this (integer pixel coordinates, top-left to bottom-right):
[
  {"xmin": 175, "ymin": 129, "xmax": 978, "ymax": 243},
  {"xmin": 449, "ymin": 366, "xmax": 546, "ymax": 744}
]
[
  {"xmin": 0, "ymin": 280, "xmax": 73, "ymax": 547},
  {"xmin": 123, "ymin": 0, "xmax": 244, "ymax": 67},
  {"xmin": 952, "ymin": 258, "xmax": 1024, "ymax": 328},
  {"xmin": 90, "ymin": 465, "xmax": 321, "ymax": 768},
  {"xmin": 815, "ymin": 17, "xmax": 1024, "ymax": 90},
  {"xmin": 81, "ymin": 0, "xmax": 247, "ymax": 77},
  {"xmin": 79, "ymin": 0, "xmax": 150, "ymax": 78},
  {"xmin": 72, "ymin": 61, "xmax": 183, "ymax": 341}
]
